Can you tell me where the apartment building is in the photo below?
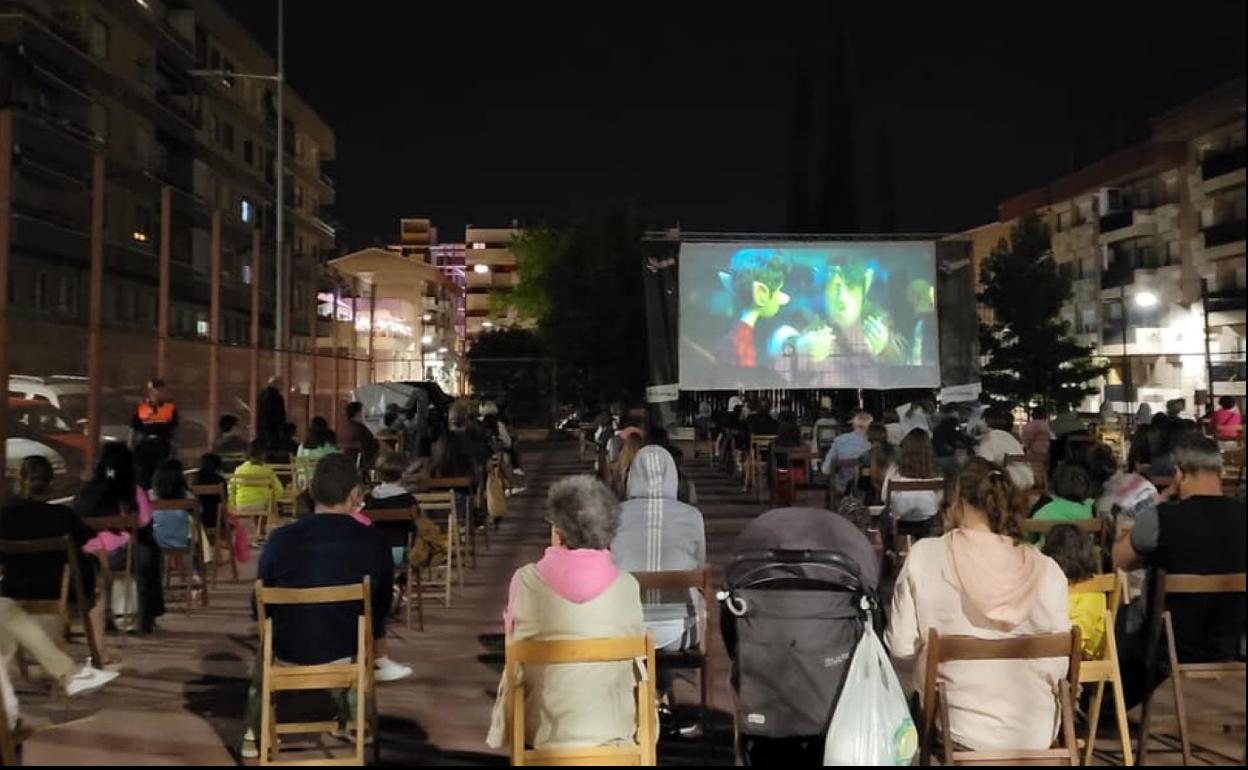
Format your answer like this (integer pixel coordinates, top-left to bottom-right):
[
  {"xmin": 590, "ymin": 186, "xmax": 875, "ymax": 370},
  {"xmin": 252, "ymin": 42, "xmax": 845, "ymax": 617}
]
[
  {"xmin": 0, "ymin": 0, "xmax": 335, "ymax": 363},
  {"xmin": 464, "ymin": 224, "xmax": 534, "ymax": 340},
  {"xmin": 986, "ymin": 78, "xmax": 1245, "ymax": 414},
  {"xmin": 430, "ymin": 242, "xmax": 467, "ymax": 356}
]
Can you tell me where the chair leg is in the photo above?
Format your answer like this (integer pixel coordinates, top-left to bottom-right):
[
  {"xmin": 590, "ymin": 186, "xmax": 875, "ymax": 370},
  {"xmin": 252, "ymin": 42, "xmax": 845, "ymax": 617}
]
[
  {"xmin": 1084, "ymin": 680, "xmax": 1107, "ymax": 766},
  {"xmin": 1111, "ymin": 674, "xmax": 1134, "ymax": 766},
  {"xmin": 1163, "ymin": 613, "xmax": 1192, "ymax": 766},
  {"xmin": 414, "ymin": 568, "xmax": 424, "ymax": 632},
  {"xmin": 700, "ymin": 660, "xmax": 712, "ymax": 763},
  {"xmin": 1059, "ymin": 679, "xmax": 1080, "ymax": 765}
]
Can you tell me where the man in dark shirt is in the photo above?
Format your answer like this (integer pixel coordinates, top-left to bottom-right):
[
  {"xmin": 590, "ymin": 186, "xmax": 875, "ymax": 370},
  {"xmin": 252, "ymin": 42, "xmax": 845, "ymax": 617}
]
[
  {"xmin": 342, "ymin": 401, "xmax": 380, "ymax": 472},
  {"xmin": 241, "ymin": 453, "xmax": 408, "ymax": 758},
  {"xmin": 255, "ymin": 375, "xmax": 287, "ymax": 450},
  {"xmin": 1113, "ymin": 434, "xmax": 1246, "ymax": 707},
  {"xmin": 745, "ymin": 398, "xmax": 781, "ymax": 439}
]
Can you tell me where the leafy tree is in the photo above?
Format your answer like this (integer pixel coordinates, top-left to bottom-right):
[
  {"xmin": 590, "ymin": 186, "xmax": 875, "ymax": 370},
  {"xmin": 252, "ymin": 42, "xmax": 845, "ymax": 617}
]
[
  {"xmin": 978, "ymin": 212, "xmax": 1108, "ymax": 411},
  {"xmin": 493, "ymin": 227, "xmax": 564, "ymax": 325}
]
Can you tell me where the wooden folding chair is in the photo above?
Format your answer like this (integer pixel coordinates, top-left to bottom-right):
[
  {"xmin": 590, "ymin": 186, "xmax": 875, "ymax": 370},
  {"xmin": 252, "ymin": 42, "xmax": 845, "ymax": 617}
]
[
  {"xmin": 421, "ymin": 476, "xmax": 477, "ymax": 565},
  {"xmin": 0, "ymin": 535, "xmax": 105, "ymax": 671},
  {"xmin": 824, "ymin": 457, "xmax": 863, "ymax": 509},
  {"xmin": 192, "ymin": 483, "xmax": 238, "ymax": 586},
  {"xmin": 268, "ymin": 463, "xmax": 296, "ymax": 488},
  {"xmin": 84, "ymin": 514, "xmax": 140, "ymax": 635},
  {"xmin": 361, "ymin": 506, "xmax": 424, "ymax": 632},
  {"xmin": 255, "ymin": 577, "xmax": 377, "ymax": 767},
  {"xmin": 228, "ymin": 475, "xmax": 280, "ymax": 542},
  {"xmin": 1019, "ymin": 517, "xmax": 1110, "ymax": 561},
  {"xmin": 220, "ymin": 451, "xmax": 248, "ymax": 472},
  {"xmin": 1070, "ymin": 572, "xmax": 1133, "ymax": 765},
  {"xmin": 506, "ymin": 636, "xmax": 657, "ymax": 766},
  {"xmin": 920, "ymin": 629, "xmax": 1082, "ymax": 766},
  {"xmin": 744, "ymin": 435, "xmax": 776, "ymax": 499},
  {"xmin": 293, "ymin": 456, "xmax": 321, "ymax": 492},
  {"xmin": 152, "ymin": 498, "xmax": 204, "ymax": 613},
  {"xmin": 413, "ymin": 491, "xmax": 462, "ymax": 608},
  {"xmin": 1138, "ymin": 571, "xmax": 1247, "ymax": 766},
  {"xmin": 632, "ymin": 568, "xmax": 714, "ymax": 760},
  {"xmin": 0, "ymin": 692, "xmax": 32, "ymax": 766}
]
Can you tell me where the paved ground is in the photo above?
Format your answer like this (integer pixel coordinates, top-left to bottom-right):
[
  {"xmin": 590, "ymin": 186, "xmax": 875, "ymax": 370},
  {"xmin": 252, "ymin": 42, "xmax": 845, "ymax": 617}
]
[{"xmin": 12, "ymin": 440, "xmax": 1246, "ymax": 765}]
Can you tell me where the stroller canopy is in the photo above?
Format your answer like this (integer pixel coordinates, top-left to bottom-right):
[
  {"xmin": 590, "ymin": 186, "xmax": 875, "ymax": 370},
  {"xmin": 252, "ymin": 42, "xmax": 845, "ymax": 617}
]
[{"xmin": 730, "ymin": 506, "xmax": 880, "ymax": 591}]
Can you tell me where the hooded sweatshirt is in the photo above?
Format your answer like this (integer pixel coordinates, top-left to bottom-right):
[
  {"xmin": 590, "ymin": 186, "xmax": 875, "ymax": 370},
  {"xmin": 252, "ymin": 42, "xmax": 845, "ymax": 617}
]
[
  {"xmin": 886, "ymin": 529, "xmax": 1070, "ymax": 752},
  {"xmin": 611, "ymin": 446, "xmax": 707, "ymax": 650},
  {"xmin": 489, "ymin": 547, "xmax": 645, "ymax": 750}
]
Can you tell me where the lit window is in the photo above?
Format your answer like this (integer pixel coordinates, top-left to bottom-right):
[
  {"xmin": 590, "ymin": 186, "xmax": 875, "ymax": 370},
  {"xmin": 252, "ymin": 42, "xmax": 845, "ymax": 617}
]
[
  {"xmin": 241, "ymin": 198, "xmax": 253, "ymax": 223},
  {"xmin": 472, "ymin": 242, "xmax": 487, "ymax": 250},
  {"xmin": 473, "ymin": 264, "xmax": 490, "ymax": 274},
  {"xmin": 242, "ymin": 264, "xmax": 252, "ymax": 285},
  {"xmin": 196, "ymin": 319, "xmax": 210, "ymax": 337}
]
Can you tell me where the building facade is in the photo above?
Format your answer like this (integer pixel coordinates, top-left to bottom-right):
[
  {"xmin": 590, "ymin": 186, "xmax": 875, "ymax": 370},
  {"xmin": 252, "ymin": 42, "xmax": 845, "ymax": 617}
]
[
  {"xmin": 0, "ymin": 0, "xmax": 334, "ymax": 361},
  {"xmin": 985, "ymin": 78, "xmax": 1245, "ymax": 415},
  {"xmin": 464, "ymin": 224, "xmax": 535, "ymax": 341}
]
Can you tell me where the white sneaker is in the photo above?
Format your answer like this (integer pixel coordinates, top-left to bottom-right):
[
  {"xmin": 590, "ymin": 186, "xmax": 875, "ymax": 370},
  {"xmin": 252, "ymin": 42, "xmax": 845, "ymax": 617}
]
[
  {"xmin": 513, "ymin": 468, "xmax": 525, "ymax": 477},
  {"xmin": 64, "ymin": 665, "xmax": 119, "ymax": 697},
  {"xmin": 240, "ymin": 729, "xmax": 258, "ymax": 760},
  {"xmin": 374, "ymin": 656, "xmax": 413, "ymax": 683},
  {"xmin": 510, "ymin": 485, "xmax": 528, "ymax": 495}
]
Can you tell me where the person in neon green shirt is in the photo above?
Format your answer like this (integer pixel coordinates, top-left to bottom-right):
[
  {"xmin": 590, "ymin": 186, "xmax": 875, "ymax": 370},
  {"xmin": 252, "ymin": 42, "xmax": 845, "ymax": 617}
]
[
  {"xmin": 1043, "ymin": 524, "xmax": 1106, "ymax": 659},
  {"xmin": 1030, "ymin": 463, "xmax": 1095, "ymax": 547},
  {"xmin": 229, "ymin": 441, "xmax": 284, "ymax": 510}
]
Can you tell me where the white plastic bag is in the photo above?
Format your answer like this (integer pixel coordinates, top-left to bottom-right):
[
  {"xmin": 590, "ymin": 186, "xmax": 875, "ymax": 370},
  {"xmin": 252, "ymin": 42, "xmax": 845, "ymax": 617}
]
[
  {"xmin": 823, "ymin": 622, "xmax": 917, "ymax": 766},
  {"xmin": 110, "ymin": 576, "xmax": 139, "ymax": 632}
]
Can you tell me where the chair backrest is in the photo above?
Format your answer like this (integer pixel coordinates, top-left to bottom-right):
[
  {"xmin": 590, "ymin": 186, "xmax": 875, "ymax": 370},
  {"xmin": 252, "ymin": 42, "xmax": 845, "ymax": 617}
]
[
  {"xmin": 751, "ymin": 435, "xmax": 776, "ymax": 450},
  {"xmin": 190, "ymin": 483, "xmax": 226, "ymax": 499},
  {"xmin": 83, "ymin": 513, "xmax": 140, "ymax": 532},
  {"xmin": 361, "ymin": 506, "xmax": 419, "ymax": 525},
  {"xmin": 152, "ymin": 498, "xmax": 199, "ymax": 512},
  {"xmin": 887, "ymin": 478, "xmax": 946, "ymax": 494},
  {"xmin": 1019, "ymin": 516, "xmax": 1107, "ymax": 540},
  {"xmin": 255, "ymin": 577, "xmax": 370, "ymax": 612},
  {"xmin": 1157, "ymin": 571, "xmax": 1247, "ymax": 596},
  {"xmin": 0, "ymin": 535, "xmax": 76, "ymax": 612},
  {"xmin": 422, "ymin": 476, "xmax": 472, "ymax": 492},
  {"xmin": 1069, "ymin": 572, "xmax": 1126, "ymax": 662},
  {"xmin": 816, "ymin": 425, "xmax": 837, "ymax": 449},
  {"xmin": 632, "ymin": 568, "xmax": 712, "ymax": 652},
  {"xmin": 506, "ymin": 635, "xmax": 656, "ymax": 766}
]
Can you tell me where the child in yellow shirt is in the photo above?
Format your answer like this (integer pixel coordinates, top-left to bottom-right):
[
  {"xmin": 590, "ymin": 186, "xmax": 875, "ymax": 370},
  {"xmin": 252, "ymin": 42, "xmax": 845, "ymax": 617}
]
[
  {"xmin": 1042, "ymin": 524, "xmax": 1106, "ymax": 658},
  {"xmin": 229, "ymin": 441, "xmax": 284, "ymax": 512}
]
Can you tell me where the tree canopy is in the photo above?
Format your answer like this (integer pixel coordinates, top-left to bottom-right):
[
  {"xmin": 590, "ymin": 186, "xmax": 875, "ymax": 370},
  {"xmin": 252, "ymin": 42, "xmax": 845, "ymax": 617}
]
[{"xmin": 977, "ymin": 212, "xmax": 1108, "ymax": 411}]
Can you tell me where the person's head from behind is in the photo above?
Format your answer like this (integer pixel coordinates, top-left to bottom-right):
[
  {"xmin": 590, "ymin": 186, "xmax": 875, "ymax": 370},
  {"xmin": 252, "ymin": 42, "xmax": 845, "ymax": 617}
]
[
  {"xmin": 757, "ymin": 398, "xmax": 773, "ymax": 417},
  {"xmin": 1030, "ymin": 406, "xmax": 1049, "ymax": 422},
  {"xmin": 898, "ymin": 428, "xmax": 937, "ymax": 479},
  {"xmin": 218, "ymin": 414, "xmax": 240, "ymax": 436},
  {"xmin": 985, "ymin": 407, "xmax": 1015, "ymax": 434},
  {"xmin": 247, "ymin": 439, "xmax": 267, "ymax": 464},
  {"xmin": 837, "ymin": 496, "xmax": 872, "ymax": 536},
  {"xmin": 1218, "ymin": 395, "xmax": 1236, "ymax": 411},
  {"xmin": 346, "ymin": 401, "xmax": 365, "ymax": 424},
  {"xmin": 448, "ymin": 403, "xmax": 469, "ymax": 431},
  {"xmin": 546, "ymin": 475, "xmax": 620, "ymax": 551},
  {"xmin": 93, "ymin": 442, "xmax": 135, "ymax": 491},
  {"xmin": 153, "ymin": 458, "xmax": 187, "ymax": 500},
  {"xmin": 948, "ymin": 457, "xmax": 1025, "ymax": 541},
  {"xmin": 198, "ymin": 453, "xmax": 223, "ymax": 479},
  {"xmin": 1087, "ymin": 443, "xmax": 1119, "ymax": 486},
  {"xmin": 282, "ymin": 422, "xmax": 297, "ymax": 440},
  {"xmin": 1042, "ymin": 525, "xmax": 1099, "ymax": 583},
  {"xmin": 310, "ymin": 415, "xmax": 329, "ymax": 432},
  {"xmin": 18, "ymin": 456, "xmax": 54, "ymax": 500},
  {"xmin": 866, "ymin": 422, "xmax": 887, "ymax": 447},
  {"xmin": 1051, "ymin": 463, "xmax": 1093, "ymax": 503},
  {"xmin": 146, "ymin": 378, "xmax": 167, "ymax": 403},
  {"xmin": 882, "ymin": 407, "xmax": 899, "ymax": 424},
  {"xmin": 1172, "ymin": 435, "xmax": 1224, "ymax": 498},
  {"xmin": 376, "ymin": 451, "xmax": 405, "ymax": 484},
  {"xmin": 851, "ymin": 410, "xmax": 872, "ymax": 434},
  {"xmin": 1166, "ymin": 398, "xmax": 1185, "ymax": 417},
  {"xmin": 304, "ymin": 419, "xmax": 329, "ymax": 449},
  {"xmin": 776, "ymin": 411, "xmax": 802, "ymax": 445},
  {"xmin": 311, "ymin": 453, "xmax": 363, "ymax": 513},
  {"xmin": 267, "ymin": 375, "xmax": 283, "ymax": 391}
]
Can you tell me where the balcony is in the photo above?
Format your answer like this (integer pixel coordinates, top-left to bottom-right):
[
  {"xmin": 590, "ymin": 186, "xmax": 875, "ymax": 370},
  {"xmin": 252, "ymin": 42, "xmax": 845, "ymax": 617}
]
[
  {"xmin": 1202, "ymin": 146, "xmax": 1246, "ymax": 181},
  {"xmin": 1203, "ymin": 218, "xmax": 1246, "ymax": 250},
  {"xmin": 465, "ymin": 247, "xmax": 515, "ymax": 268},
  {"xmin": 1098, "ymin": 209, "xmax": 1156, "ymax": 244}
]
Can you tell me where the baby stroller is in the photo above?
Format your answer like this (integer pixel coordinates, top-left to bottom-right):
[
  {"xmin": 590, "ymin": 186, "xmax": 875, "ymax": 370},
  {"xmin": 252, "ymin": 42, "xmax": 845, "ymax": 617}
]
[{"xmin": 719, "ymin": 507, "xmax": 881, "ymax": 765}]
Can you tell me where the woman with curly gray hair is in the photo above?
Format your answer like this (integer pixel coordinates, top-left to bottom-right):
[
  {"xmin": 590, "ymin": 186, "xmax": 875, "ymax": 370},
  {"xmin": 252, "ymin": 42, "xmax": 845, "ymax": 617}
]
[{"xmin": 487, "ymin": 475, "xmax": 646, "ymax": 751}]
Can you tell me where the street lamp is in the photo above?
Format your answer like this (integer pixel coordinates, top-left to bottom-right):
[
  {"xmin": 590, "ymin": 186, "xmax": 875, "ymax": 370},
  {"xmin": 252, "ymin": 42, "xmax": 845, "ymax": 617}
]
[
  {"xmin": 1134, "ymin": 290, "xmax": 1158, "ymax": 309},
  {"xmin": 189, "ymin": 0, "xmax": 285, "ymax": 371}
]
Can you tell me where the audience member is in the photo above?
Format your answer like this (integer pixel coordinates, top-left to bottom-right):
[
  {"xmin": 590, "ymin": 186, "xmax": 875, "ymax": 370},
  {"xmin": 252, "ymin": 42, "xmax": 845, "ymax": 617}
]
[
  {"xmin": 1211, "ymin": 395, "xmax": 1242, "ymax": 445},
  {"xmin": 1030, "ymin": 463, "xmax": 1095, "ymax": 524},
  {"xmin": 212, "ymin": 414, "xmax": 249, "ymax": 460},
  {"xmin": 881, "ymin": 429, "xmax": 944, "ymax": 538},
  {"xmin": 932, "ymin": 407, "xmax": 975, "ymax": 477},
  {"xmin": 342, "ymin": 401, "xmax": 380, "ymax": 471},
  {"xmin": 1021, "ymin": 407, "xmax": 1052, "ymax": 459},
  {"xmin": 487, "ymin": 476, "xmax": 645, "ymax": 751},
  {"xmin": 194, "ymin": 453, "xmax": 248, "ymax": 565},
  {"xmin": 861, "ymin": 422, "xmax": 895, "ymax": 503},
  {"xmin": 229, "ymin": 441, "xmax": 284, "ymax": 516},
  {"xmin": 745, "ymin": 398, "xmax": 780, "ymax": 439},
  {"xmin": 821, "ymin": 411, "xmax": 873, "ymax": 495},
  {"xmin": 242, "ymin": 453, "xmax": 409, "ymax": 759},
  {"xmin": 297, "ymin": 417, "xmax": 340, "ymax": 462},
  {"xmin": 74, "ymin": 442, "xmax": 164, "ymax": 635},
  {"xmin": 364, "ymin": 451, "xmax": 418, "ymax": 567},
  {"xmin": 898, "ymin": 400, "xmax": 934, "ymax": 438},
  {"xmin": 976, "ymin": 407, "xmax": 1035, "ymax": 489},
  {"xmin": 1050, "ymin": 409, "xmax": 1084, "ymax": 439},
  {"xmin": 149, "ymin": 459, "xmax": 202, "ymax": 583},
  {"xmin": 1112, "ymin": 435, "xmax": 1246, "ymax": 708},
  {"xmin": 1043, "ymin": 524, "xmax": 1105, "ymax": 659},
  {"xmin": 887, "ymin": 457, "xmax": 1069, "ymax": 751}
]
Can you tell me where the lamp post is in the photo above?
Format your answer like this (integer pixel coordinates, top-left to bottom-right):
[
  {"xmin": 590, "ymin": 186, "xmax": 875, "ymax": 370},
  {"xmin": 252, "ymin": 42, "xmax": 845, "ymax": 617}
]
[{"xmin": 189, "ymin": 0, "xmax": 285, "ymax": 374}]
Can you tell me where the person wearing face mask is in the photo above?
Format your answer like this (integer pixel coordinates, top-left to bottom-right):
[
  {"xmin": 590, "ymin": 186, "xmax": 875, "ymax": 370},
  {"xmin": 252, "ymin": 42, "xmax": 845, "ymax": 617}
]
[{"xmin": 240, "ymin": 453, "xmax": 410, "ymax": 759}]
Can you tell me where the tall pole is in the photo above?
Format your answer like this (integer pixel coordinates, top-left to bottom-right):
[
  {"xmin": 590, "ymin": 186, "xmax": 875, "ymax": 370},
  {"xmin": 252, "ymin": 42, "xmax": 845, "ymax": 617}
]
[
  {"xmin": 249, "ymin": 230, "xmax": 261, "ymax": 440},
  {"xmin": 86, "ymin": 154, "xmax": 105, "ymax": 472},
  {"xmin": 0, "ymin": 113, "xmax": 13, "ymax": 502},
  {"xmin": 157, "ymin": 186, "xmax": 171, "ymax": 378},
  {"xmin": 208, "ymin": 210, "xmax": 222, "ymax": 437},
  {"xmin": 274, "ymin": 0, "xmax": 285, "ymax": 375}
]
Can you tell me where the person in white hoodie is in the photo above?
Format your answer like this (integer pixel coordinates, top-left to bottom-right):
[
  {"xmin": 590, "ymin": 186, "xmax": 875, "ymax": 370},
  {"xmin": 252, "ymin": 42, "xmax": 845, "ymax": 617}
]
[
  {"xmin": 611, "ymin": 445, "xmax": 708, "ymax": 652},
  {"xmin": 886, "ymin": 456, "xmax": 1070, "ymax": 752}
]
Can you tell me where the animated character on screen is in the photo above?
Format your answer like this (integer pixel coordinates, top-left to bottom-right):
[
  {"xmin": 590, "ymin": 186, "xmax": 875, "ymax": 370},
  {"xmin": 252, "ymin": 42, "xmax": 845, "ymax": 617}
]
[
  {"xmin": 822, "ymin": 259, "xmax": 913, "ymax": 364},
  {"xmin": 717, "ymin": 249, "xmax": 791, "ymax": 368}
]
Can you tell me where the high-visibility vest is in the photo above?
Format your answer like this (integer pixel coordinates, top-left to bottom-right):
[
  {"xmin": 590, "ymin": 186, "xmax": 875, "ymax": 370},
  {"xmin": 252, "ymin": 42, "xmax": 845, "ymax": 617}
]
[{"xmin": 136, "ymin": 400, "xmax": 177, "ymax": 425}]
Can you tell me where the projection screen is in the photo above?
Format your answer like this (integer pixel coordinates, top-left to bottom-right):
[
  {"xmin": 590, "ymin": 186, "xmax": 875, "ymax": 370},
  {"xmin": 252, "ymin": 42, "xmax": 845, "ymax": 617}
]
[{"xmin": 678, "ymin": 241, "xmax": 940, "ymax": 390}]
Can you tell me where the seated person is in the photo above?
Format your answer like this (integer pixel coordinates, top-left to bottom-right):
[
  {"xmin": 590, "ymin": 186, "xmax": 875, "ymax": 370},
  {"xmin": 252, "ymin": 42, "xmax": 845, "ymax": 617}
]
[
  {"xmin": 149, "ymin": 459, "xmax": 203, "ymax": 582},
  {"xmin": 229, "ymin": 441, "xmax": 284, "ymax": 515},
  {"xmin": 1211, "ymin": 395, "xmax": 1242, "ymax": 445},
  {"xmin": 821, "ymin": 411, "xmax": 873, "ymax": 495},
  {"xmin": 241, "ymin": 454, "xmax": 411, "ymax": 759},
  {"xmin": 881, "ymin": 429, "xmax": 944, "ymax": 539},
  {"xmin": 1043, "ymin": 525, "xmax": 1105, "ymax": 660},
  {"xmin": 1030, "ymin": 463, "xmax": 1095, "ymax": 537},
  {"xmin": 886, "ymin": 458, "xmax": 1069, "ymax": 751},
  {"xmin": 0, "ymin": 456, "xmax": 109, "ymax": 663},
  {"xmin": 860, "ymin": 422, "xmax": 894, "ymax": 504},
  {"xmin": 212, "ymin": 414, "xmax": 249, "ymax": 465},
  {"xmin": 364, "ymin": 451, "xmax": 418, "ymax": 567},
  {"xmin": 745, "ymin": 398, "xmax": 780, "ymax": 439},
  {"xmin": 1021, "ymin": 407, "xmax": 1052, "ymax": 459},
  {"xmin": 932, "ymin": 407, "xmax": 976, "ymax": 477},
  {"xmin": 487, "ymin": 476, "xmax": 645, "ymax": 752},
  {"xmin": 1112, "ymin": 435, "xmax": 1246, "ymax": 708},
  {"xmin": 976, "ymin": 407, "xmax": 1035, "ymax": 490}
]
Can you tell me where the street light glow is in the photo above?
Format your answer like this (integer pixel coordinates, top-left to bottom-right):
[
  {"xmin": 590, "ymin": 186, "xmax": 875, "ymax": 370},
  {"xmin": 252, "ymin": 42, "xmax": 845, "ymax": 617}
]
[
  {"xmin": 482, "ymin": 320, "xmax": 494, "ymax": 328},
  {"xmin": 421, "ymin": 334, "xmax": 433, "ymax": 345},
  {"xmin": 1134, "ymin": 291, "xmax": 1158, "ymax": 309},
  {"xmin": 473, "ymin": 263, "xmax": 490, "ymax": 274}
]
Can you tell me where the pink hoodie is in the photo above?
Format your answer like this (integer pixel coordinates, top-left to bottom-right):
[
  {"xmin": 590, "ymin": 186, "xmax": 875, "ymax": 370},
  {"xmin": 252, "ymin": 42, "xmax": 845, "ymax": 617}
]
[
  {"xmin": 945, "ymin": 528, "xmax": 1048, "ymax": 628},
  {"xmin": 503, "ymin": 546, "xmax": 619, "ymax": 634}
]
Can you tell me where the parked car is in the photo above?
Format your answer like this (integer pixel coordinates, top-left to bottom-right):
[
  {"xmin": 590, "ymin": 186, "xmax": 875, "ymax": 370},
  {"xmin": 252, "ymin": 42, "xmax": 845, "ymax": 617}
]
[
  {"xmin": 7, "ymin": 374, "xmax": 89, "ymax": 426},
  {"xmin": 6, "ymin": 397, "xmax": 89, "ymax": 493}
]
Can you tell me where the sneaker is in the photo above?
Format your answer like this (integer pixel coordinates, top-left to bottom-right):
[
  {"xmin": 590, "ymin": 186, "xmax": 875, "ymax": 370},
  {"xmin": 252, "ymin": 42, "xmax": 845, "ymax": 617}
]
[
  {"xmin": 240, "ymin": 730, "xmax": 258, "ymax": 760},
  {"xmin": 63, "ymin": 665, "xmax": 119, "ymax": 697},
  {"xmin": 509, "ymin": 485, "xmax": 528, "ymax": 496},
  {"xmin": 513, "ymin": 468, "xmax": 526, "ymax": 477},
  {"xmin": 374, "ymin": 656, "xmax": 413, "ymax": 683}
]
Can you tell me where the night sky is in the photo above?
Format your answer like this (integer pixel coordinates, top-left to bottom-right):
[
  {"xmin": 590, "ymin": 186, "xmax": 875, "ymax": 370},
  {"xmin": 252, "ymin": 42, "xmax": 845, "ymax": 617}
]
[{"xmin": 222, "ymin": 1, "xmax": 1246, "ymax": 248}]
